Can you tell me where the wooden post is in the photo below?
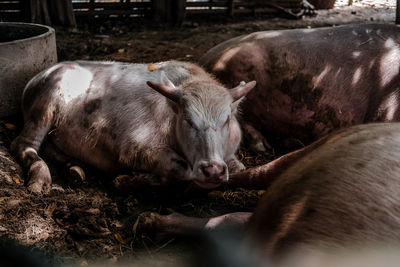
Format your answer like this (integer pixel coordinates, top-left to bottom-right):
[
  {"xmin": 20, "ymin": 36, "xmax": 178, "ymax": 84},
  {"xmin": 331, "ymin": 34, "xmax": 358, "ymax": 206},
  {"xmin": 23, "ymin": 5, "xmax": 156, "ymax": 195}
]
[
  {"xmin": 24, "ymin": 0, "xmax": 75, "ymax": 27},
  {"xmin": 152, "ymin": 0, "xmax": 165, "ymax": 22},
  {"xmin": 152, "ymin": 0, "xmax": 186, "ymax": 25},
  {"xmin": 28, "ymin": 0, "xmax": 51, "ymax": 25},
  {"xmin": 48, "ymin": 0, "xmax": 76, "ymax": 27},
  {"xmin": 228, "ymin": 0, "xmax": 235, "ymax": 17},
  {"xmin": 89, "ymin": 0, "xmax": 95, "ymax": 12},
  {"xmin": 174, "ymin": 0, "xmax": 186, "ymax": 25},
  {"xmin": 397, "ymin": 0, "xmax": 400, "ymax": 24},
  {"xmin": 23, "ymin": 0, "xmax": 32, "ymax": 22}
]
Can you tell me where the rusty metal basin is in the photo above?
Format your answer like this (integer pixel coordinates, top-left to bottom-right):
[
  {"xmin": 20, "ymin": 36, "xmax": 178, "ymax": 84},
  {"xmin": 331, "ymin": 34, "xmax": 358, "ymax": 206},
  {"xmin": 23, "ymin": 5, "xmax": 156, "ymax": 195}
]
[{"xmin": 0, "ymin": 22, "xmax": 57, "ymax": 117}]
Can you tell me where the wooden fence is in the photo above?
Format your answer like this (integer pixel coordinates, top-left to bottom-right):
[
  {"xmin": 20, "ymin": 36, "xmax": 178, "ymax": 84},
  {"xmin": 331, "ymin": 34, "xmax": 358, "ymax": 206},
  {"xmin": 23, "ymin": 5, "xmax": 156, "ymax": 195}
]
[
  {"xmin": 186, "ymin": 0, "xmax": 304, "ymax": 17},
  {"xmin": 72, "ymin": 0, "xmax": 304, "ymax": 18},
  {"xmin": 72, "ymin": 0, "xmax": 152, "ymax": 17},
  {"xmin": 0, "ymin": 0, "xmax": 306, "ymax": 24},
  {"xmin": 0, "ymin": 1, "xmax": 26, "ymax": 22}
]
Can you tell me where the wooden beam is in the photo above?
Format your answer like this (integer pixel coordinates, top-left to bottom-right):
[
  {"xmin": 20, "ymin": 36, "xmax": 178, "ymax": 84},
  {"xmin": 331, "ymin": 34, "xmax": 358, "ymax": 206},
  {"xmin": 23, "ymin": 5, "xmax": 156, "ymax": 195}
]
[
  {"xmin": 89, "ymin": 0, "xmax": 95, "ymax": 11},
  {"xmin": 0, "ymin": 2, "xmax": 22, "ymax": 10},
  {"xmin": 73, "ymin": 2, "xmax": 151, "ymax": 9},
  {"xmin": 228, "ymin": 0, "xmax": 234, "ymax": 17},
  {"xmin": 397, "ymin": 0, "xmax": 400, "ymax": 24},
  {"xmin": 48, "ymin": 0, "xmax": 76, "ymax": 27}
]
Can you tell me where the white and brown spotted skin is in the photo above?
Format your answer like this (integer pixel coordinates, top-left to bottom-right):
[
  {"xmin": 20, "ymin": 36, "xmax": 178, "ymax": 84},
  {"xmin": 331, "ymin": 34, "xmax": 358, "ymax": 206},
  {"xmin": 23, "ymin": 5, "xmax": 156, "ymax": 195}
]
[
  {"xmin": 11, "ymin": 60, "xmax": 256, "ymax": 193},
  {"xmin": 246, "ymin": 123, "xmax": 400, "ymax": 256},
  {"xmin": 200, "ymin": 23, "xmax": 400, "ymax": 144},
  {"xmin": 142, "ymin": 123, "xmax": 400, "ymax": 263}
]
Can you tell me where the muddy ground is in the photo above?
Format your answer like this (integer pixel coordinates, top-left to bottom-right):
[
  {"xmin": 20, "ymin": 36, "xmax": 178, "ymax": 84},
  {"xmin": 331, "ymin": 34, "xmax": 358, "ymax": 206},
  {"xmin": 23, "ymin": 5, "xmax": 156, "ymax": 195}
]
[{"xmin": 0, "ymin": 3, "xmax": 397, "ymax": 266}]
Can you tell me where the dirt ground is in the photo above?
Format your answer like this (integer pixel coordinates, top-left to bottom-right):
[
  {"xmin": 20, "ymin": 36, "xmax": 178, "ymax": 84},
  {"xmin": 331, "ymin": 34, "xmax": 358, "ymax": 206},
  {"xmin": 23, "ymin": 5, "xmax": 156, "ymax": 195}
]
[{"xmin": 0, "ymin": 2, "xmax": 397, "ymax": 266}]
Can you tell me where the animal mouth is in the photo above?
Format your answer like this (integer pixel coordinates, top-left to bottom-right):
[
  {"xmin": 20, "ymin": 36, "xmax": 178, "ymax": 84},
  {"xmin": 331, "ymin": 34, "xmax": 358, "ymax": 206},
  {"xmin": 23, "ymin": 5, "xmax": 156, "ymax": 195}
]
[{"xmin": 194, "ymin": 180, "xmax": 221, "ymax": 189}]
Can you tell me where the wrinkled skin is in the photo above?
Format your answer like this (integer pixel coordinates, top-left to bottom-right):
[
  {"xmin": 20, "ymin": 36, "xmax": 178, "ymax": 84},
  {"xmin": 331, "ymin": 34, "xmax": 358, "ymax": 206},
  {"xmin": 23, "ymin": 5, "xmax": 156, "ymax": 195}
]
[
  {"xmin": 11, "ymin": 60, "xmax": 256, "ymax": 193},
  {"xmin": 200, "ymin": 23, "xmax": 400, "ymax": 145},
  {"xmin": 142, "ymin": 123, "xmax": 400, "ymax": 263}
]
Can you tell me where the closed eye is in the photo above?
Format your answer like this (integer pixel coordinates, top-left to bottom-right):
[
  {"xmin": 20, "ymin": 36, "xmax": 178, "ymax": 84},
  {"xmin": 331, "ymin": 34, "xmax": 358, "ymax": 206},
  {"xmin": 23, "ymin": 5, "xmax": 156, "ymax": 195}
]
[
  {"xmin": 223, "ymin": 115, "xmax": 231, "ymax": 128},
  {"xmin": 185, "ymin": 118, "xmax": 197, "ymax": 130}
]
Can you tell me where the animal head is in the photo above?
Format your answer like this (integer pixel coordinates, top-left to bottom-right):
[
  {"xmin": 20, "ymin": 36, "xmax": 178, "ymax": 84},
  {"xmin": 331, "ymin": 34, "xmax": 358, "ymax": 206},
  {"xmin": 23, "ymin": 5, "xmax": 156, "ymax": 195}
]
[{"xmin": 147, "ymin": 73, "xmax": 256, "ymax": 188}]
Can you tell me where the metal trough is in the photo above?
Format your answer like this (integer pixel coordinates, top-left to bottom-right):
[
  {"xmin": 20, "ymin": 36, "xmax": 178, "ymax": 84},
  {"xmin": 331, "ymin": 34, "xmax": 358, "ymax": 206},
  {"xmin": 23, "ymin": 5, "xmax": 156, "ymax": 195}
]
[{"xmin": 0, "ymin": 22, "xmax": 57, "ymax": 117}]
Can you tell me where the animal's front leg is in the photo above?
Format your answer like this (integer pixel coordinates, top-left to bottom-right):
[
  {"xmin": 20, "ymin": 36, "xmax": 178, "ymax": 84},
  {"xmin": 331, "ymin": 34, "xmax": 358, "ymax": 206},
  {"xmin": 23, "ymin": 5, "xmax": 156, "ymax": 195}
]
[
  {"xmin": 114, "ymin": 148, "xmax": 192, "ymax": 190},
  {"xmin": 138, "ymin": 211, "xmax": 252, "ymax": 242},
  {"xmin": 153, "ymin": 148, "xmax": 194, "ymax": 181},
  {"xmin": 227, "ymin": 156, "xmax": 246, "ymax": 173}
]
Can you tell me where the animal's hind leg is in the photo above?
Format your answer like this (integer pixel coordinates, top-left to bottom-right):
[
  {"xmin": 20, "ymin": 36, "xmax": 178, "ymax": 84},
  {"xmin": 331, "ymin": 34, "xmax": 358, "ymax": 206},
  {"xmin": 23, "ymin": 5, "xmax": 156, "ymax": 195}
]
[
  {"xmin": 41, "ymin": 141, "xmax": 86, "ymax": 183},
  {"xmin": 10, "ymin": 121, "xmax": 52, "ymax": 194}
]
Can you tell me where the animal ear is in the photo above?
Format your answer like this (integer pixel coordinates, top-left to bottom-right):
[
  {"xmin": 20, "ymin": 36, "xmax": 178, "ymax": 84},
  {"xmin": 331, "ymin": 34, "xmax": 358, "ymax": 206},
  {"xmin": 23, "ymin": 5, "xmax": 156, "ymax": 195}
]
[
  {"xmin": 230, "ymin": 80, "xmax": 256, "ymax": 101},
  {"xmin": 230, "ymin": 81, "xmax": 256, "ymax": 111},
  {"xmin": 231, "ymin": 97, "xmax": 244, "ymax": 111},
  {"xmin": 146, "ymin": 72, "xmax": 181, "ymax": 103}
]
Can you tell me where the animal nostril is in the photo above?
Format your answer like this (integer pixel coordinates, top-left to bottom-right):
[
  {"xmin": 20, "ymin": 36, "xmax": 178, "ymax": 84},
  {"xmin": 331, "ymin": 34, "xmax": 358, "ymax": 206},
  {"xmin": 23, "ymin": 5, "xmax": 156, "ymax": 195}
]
[
  {"xmin": 220, "ymin": 165, "xmax": 226, "ymax": 176},
  {"xmin": 201, "ymin": 163, "xmax": 227, "ymax": 179},
  {"xmin": 202, "ymin": 165, "xmax": 212, "ymax": 178}
]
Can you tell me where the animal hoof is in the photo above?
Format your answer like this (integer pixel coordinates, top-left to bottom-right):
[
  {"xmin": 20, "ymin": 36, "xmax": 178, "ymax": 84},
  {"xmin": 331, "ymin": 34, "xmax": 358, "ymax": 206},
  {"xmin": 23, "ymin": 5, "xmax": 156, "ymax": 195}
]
[
  {"xmin": 134, "ymin": 212, "xmax": 163, "ymax": 242},
  {"xmin": 27, "ymin": 181, "xmax": 44, "ymax": 194},
  {"xmin": 134, "ymin": 212, "xmax": 180, "ymax": 243},
  {"xmin": 242, "ymin": 123, "xmax": 273, "ymax": 155},
  {"xmin": 251, "ymin": 141, "xmax": 266, "ymax": 152},
  {"xmin": 27, "ymin": 161, "xmax": 52, "ymax": 194},
  {"xmin": 69, "ymin": 165, "xmax": 86, "ymax": 183},
  {"xmin": 27, "ymin": 180, "xmax": 51, "ymax": 194},
  {"xmin": 228, "ymin": 159, "xmax": 246, "ymax": 173},
  {"xmin": 250, "ymin": 137, "xmax": 274, "ymax": 155}
]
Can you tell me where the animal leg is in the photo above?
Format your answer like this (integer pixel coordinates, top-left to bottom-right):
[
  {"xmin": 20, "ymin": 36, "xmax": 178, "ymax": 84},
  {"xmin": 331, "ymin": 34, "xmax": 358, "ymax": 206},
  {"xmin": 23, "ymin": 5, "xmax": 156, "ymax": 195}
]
[
  {"xmin": 150, "ymin": 148, "xmax": 194, "ymax": 181},
  {"xmin": 139, "ymin": 211, "xmax": 252, "ymax": 242},
  {"xmin": 41, "ymin": 141, "xmax": 86, "ymax": 183},
  {"xmin": 227, "ymin": 156, "xmax": 246, "ymax": 173},
  {"xmin": 11, "ymin": 122, "xmax": 52, "ymax": 193},
  {"xmin": 242, "ymin": 122, "xmax": 273, "ymax": 154},
  {"xmin": 226, "ymin": 129, "xmax": 346, "ymax": 189}
]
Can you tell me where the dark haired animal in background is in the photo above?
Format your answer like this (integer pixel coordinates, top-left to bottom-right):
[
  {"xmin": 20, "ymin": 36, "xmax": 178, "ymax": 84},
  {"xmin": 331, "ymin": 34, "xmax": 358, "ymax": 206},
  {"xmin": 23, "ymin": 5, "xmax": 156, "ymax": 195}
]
[{"xmin": 200, "ymin": 23, "xmax": 400, "ymax": 149}]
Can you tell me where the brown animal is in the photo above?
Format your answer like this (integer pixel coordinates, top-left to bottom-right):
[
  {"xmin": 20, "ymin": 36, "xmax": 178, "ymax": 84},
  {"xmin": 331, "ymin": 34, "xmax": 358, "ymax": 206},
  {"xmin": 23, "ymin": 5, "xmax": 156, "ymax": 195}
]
[
  {"xmin": 200, "ymin": 23, "xmax": 400, "ymax": 147},
  {"xmin": 11, "ymin": 60, "xmax": 256, "ymax": 193},
  {"xmin": 142, "ymin": 123, "xmax": 400, "ymax": 264}
]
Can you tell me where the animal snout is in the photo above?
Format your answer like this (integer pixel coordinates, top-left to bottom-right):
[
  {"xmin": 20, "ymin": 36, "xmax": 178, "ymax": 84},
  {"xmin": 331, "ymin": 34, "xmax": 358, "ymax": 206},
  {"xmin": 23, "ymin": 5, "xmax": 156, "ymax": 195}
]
[{"xmin": 200, "ymin": 161, "xmax": 227, "ymax": 181}]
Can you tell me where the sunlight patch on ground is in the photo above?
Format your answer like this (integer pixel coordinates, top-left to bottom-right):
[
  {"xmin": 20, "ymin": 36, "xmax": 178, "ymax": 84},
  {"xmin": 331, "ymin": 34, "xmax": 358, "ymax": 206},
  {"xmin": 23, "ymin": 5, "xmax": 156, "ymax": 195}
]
[{"xmin": 335, "ymin": 0, "xmax": 396, "ymax": 8}]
